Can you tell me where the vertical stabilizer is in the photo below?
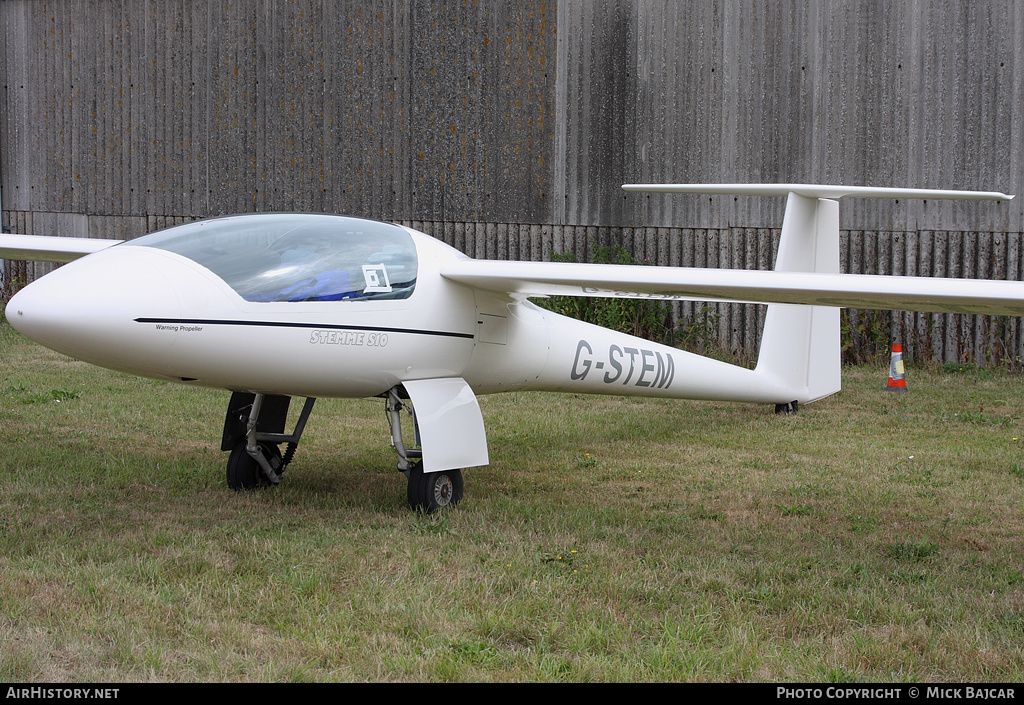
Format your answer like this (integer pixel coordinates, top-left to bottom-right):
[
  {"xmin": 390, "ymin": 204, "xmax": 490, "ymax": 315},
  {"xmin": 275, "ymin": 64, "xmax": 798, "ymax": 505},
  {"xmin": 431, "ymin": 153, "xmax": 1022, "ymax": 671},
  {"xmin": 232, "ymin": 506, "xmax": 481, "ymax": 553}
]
[{"xmin": 754, "ymin": 193, "xmax": 842, "ymax": 403}]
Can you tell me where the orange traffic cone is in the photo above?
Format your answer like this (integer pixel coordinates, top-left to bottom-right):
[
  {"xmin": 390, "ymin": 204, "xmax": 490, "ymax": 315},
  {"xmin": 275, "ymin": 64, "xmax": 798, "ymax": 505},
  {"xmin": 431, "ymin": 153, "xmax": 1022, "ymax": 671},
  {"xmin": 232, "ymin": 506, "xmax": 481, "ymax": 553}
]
[{"xmin": 885, "ymin": 343, "xmax": 907, "ymax": 392}]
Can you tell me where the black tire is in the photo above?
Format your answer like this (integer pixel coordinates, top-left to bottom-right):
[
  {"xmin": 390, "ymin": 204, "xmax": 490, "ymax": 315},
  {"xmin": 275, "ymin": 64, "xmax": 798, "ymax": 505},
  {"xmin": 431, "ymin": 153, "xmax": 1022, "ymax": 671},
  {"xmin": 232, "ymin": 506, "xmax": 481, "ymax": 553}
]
[
  {"xmin": 226, "ymin": 441, "xmax": 282, "ymax": 491},
  {"xmin": 406, "ymin": 463, "xmax": 464, "ymax": 513}
]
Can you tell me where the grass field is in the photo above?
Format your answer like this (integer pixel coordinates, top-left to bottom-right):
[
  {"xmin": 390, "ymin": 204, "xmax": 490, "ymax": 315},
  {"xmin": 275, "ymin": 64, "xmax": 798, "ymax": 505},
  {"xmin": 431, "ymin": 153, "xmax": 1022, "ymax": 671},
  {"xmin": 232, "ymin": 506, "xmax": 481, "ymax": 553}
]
[{"xmin": 0, "ymin": 318, "xmax": 1022, "ymax": 682}]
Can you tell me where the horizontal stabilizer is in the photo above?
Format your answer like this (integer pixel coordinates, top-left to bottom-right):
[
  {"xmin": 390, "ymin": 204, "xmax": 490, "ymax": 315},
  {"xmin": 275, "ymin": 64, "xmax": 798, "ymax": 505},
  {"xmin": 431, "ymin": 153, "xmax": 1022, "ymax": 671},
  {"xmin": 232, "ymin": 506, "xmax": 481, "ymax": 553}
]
[
  {"xmin": 621, "ymin": 183, "xmax": 1014, "ymax": 201},
  {"xmin": 0, "ymin": 234, "xmax": 123, "ymax": 263}
]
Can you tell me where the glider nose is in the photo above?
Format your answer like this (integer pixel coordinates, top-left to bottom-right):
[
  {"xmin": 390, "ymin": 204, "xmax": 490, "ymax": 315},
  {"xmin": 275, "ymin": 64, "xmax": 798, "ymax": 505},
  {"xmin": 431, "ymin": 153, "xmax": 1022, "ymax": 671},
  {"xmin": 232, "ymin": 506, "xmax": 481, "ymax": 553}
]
[{"xmin": 6, "ymin": 247, "xmax": 182, "ymax": 373}]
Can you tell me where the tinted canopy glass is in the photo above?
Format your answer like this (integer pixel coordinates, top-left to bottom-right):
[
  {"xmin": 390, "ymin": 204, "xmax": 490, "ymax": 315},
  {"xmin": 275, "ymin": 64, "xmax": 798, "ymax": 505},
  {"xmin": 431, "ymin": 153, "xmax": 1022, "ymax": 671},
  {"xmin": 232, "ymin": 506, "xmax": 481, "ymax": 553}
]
[{"xmin": 127, "ymin": 214, "xmax": 417, "ymax": 302}]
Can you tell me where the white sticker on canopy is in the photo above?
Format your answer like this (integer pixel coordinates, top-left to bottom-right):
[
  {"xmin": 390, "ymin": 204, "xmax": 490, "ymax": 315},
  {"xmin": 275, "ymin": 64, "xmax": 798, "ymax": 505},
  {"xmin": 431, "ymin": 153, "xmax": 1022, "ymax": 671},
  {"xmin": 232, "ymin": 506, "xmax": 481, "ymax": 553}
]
[{"xmin": 362, "ymin": 263, "xmax": 392, "ymax": 293}]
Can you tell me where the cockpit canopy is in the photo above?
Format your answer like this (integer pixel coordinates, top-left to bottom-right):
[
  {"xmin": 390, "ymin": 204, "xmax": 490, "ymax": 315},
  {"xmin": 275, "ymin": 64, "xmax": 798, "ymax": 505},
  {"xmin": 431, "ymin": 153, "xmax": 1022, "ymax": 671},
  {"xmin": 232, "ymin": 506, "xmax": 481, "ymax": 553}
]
[{"xmin": 125, "ymin": 214, "xmax": 417, "ymax": 302}]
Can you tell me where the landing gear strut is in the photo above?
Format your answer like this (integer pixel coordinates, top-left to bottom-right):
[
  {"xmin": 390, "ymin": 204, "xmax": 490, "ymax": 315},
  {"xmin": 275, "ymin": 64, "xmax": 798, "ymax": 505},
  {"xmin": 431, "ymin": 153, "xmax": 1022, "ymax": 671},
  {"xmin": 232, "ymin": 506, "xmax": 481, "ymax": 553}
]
[
  {"xmin": 222, "ymin": 392, "xmax": 317, "ymax": 490},
  {"xmin": 220, "ymin": 388, "xmax": 466, "ymax": 511},
  {"xmin": 386, "ymin": 386, "xmax": 464, "ymax": 512}
]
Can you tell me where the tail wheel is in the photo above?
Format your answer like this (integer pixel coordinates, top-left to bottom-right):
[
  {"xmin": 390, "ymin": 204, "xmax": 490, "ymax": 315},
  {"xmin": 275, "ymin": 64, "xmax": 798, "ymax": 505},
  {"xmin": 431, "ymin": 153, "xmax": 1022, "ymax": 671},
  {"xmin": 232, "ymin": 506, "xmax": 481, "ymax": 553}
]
[
  {"xmin": 774, "ymin": 401, "xmax": 799, "ymax": 415},
  {"xmin": 226, "ymin": 441, "xmax": 282, "ymax": 490},
  {"xmin": 407, "ymin": 463, "xmax": 464, "ymax": 513}
]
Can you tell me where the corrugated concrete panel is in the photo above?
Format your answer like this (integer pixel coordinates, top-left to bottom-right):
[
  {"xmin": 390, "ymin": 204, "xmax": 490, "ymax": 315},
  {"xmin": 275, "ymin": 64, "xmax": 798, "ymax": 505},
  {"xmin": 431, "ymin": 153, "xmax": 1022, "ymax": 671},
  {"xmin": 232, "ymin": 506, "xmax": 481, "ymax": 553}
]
[
  {"xmin": 0, "ymin": 1, "xmax": 32, "ymax": 211},
  {"xmin": 3, "ymin": 0, "xmax": 1019, "ymax": 228},
  {"xmin": 557, "ymin": 0, "xmax": 1022, "ymax": 232},
  {"xmin": 0, "ymin": 1, "xmax": 557, "ymax": 221}
]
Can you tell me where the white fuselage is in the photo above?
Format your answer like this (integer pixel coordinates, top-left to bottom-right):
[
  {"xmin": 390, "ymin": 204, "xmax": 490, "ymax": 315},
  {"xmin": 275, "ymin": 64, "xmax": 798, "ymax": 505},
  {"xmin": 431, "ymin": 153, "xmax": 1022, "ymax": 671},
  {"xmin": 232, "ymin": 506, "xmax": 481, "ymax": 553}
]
[{"xmin": 6, "ymin": 223, "xmax": 802, "ymax": 406}]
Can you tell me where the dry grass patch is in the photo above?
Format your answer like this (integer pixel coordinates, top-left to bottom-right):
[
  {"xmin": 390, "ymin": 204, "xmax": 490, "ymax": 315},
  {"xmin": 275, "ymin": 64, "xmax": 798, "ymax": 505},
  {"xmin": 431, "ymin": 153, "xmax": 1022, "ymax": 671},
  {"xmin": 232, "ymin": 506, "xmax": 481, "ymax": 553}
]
[{"xmin": 0, "ymin": 321, "xmax": 1022, "ymax": 681}]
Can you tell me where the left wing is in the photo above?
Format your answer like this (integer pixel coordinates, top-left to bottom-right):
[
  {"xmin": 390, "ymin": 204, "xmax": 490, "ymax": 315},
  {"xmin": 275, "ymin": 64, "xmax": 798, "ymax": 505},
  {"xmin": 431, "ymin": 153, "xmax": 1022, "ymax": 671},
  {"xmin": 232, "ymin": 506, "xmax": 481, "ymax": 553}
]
[
  {"xmin": 443, "ymin": 183, "xmax": 1022, "ymax": 317},
  {"xmin": 0, "ymin": 234, "xmax": 123, "ymax": 263},
  {"xmin": 440, "ymin": 259, "xmax": 1024, "ymax": 316}
]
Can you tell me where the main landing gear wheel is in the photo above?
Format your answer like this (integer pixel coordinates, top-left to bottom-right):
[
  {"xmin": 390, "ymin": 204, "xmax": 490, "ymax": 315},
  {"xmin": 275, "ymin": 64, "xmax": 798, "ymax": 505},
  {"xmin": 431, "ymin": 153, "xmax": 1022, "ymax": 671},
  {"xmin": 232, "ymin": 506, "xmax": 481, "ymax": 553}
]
[
  {"xmin": 226, "ymin": 440, "xmax": 282, "ymax": 490},
  {"xmin": 407, "ymin": 463, "xmax": 464, "ymax": 513}
]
